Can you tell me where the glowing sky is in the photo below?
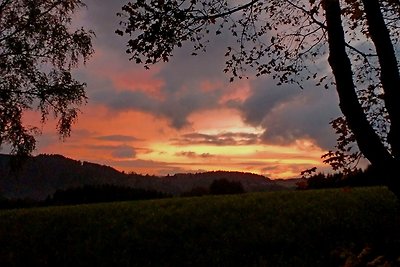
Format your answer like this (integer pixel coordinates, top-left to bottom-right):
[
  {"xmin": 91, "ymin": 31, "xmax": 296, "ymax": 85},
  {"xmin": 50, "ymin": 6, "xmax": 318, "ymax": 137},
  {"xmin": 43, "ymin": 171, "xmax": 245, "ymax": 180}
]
[{"xmin": 6, "ymin": 0, "xmax": 347, "ymax": 179}]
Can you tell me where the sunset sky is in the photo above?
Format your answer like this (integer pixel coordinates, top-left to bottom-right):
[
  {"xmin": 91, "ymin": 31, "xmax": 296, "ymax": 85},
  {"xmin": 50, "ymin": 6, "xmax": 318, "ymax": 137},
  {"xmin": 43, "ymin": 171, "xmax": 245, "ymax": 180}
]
[{"xmin": 5, "ymin": 0, "xmax": 350, "ymax": 179}]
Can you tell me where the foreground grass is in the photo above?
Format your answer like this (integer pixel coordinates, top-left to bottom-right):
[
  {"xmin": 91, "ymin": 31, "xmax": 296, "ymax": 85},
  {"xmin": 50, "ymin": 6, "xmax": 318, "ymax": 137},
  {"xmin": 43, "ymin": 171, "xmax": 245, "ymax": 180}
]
[{"xmin": 0, "ymin": 187, "xmax": 399, "ymax": 266}]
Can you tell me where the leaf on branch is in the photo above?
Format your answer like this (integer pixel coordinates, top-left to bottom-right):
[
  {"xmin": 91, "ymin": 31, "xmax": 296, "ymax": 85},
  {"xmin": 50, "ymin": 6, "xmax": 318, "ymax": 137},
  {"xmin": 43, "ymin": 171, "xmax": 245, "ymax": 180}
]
[{"xmin": 115, "ymin": 29, "xmax": 124, "ymax": 36}]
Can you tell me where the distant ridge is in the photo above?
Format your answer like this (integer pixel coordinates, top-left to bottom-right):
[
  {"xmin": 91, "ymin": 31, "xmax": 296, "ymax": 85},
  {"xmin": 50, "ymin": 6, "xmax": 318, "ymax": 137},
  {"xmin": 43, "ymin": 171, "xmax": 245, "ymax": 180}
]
[{"xmin": 0, "ymin": 154, "xmax": 288, "ymax": 200}]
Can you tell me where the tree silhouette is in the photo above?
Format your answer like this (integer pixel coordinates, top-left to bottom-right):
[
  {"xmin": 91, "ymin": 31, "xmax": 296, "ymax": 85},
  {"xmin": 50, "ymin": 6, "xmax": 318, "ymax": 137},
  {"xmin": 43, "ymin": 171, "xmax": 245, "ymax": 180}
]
[
  {"xmin": 116, "ymin": 0, "xmax": 400, "ymax": 195},
  {"xmin": 209, "ymin": 178, "xmax": 245, "ymax": 195},
  {"xmin": 0, "ymin": 0, "xmax": 94, "ymax": 156}
]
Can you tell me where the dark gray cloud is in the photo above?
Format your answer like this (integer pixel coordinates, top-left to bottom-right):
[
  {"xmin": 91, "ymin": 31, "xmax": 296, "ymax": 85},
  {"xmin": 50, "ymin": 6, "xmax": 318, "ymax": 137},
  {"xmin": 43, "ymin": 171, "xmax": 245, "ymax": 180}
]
[
  {"xmin": 172, "ymin": 132, "xmax": 260, "ymax": 146},
  {"xmin": 259, "ymin": 87, "xmax": 340, "ymax": 149},
  {"xmin": 78, "ymin": 0, "xmax": 342, "ymax": 152},
  {"xmin": 96, "ymin": 135, "xmax": 139, "ymax": 142},
  {"xmin": 175, "ymin": 151, "xmax": 215, "ymax": 158},
  {"xmin": 176, "ymin": 151, "xmax": 197, "ymax": 158},
  {"xmin": 82, "ymin": 0, "xmax": 130, "ymax": 51},
  {"xmin": 78, "ymin": 1, "xmax": 231, "ymax": 129},
  {"xmin": 113, "ymin": 159, "xmax": 168, "ymax": 168},
  {"xmin": 111, "ymin": 145, "xmax": 136, "ymax": 158},
  {"xmin": 231, "ymin": 76, "xmax": 341, "ymax": 150},
  {"xmin": 94, "ymin": 89, "xmax": 156, "ymax": 110},
  {"xmin": 238, "ymin": 79, "xmax": 299, "ymax": 126},
  {"xmin": 80, "ymin": 0, "xmax": 238, "ymax": 129},
  {"xmin": 36, "ymin": 129, "xmax": 95, "ymax": 150},
  {"xmin": 91, "ymin": 84, "xmax": 222, "ymax": 128},
  {"xmin": 155, "ymin": 32, "xmax": 232, "ymax": 92},
  {"xmin": 79, "ymin": 0, "xmax": 233, "ymax": 128},
  {"xmin": 86, "ymin": 144, "xmax": 136, "ymax": 158}
]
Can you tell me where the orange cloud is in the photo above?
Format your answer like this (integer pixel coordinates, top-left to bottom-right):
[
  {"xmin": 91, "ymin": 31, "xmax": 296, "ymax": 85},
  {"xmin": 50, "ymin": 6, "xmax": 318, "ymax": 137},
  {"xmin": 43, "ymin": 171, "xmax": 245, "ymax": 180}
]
[
  {"xmin": 28, "ymin": 101, "xmax": 329, "ymax": 179},
  {"xmin": 87, "ymin": 49, "xmax": 165, "ymax": 98},
  {"xmin": 219, "ymin": 81, "xmax": 252, "ymax": 104},
  {"xmin": 34, "ymin": 104, "xmax": 176, "ymax": 160},
  {"xmin": 187, "ymin": 108, "xmax": 260, "ymax": 134}
]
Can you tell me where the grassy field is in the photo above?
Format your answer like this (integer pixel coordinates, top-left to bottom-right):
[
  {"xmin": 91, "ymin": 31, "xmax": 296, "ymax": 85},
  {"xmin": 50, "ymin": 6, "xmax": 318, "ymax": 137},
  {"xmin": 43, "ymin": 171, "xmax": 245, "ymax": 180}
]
[{"xmin": 0, "ymin": 187, "xmax": 399, "ymax": 266}]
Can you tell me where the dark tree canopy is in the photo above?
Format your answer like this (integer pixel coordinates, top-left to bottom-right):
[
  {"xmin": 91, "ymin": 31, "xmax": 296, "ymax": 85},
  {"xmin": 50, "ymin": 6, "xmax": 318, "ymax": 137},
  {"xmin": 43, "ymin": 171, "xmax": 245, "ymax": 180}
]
[
  {"xmin": 117, "ymin": 0, "xmax": 400, "ymax": 194},
  {"xmin": 0, "ymin": 0, "xmax": 94, "ymax": 156},
  {"xmin": 209, "ymin": 178, "xmax": 245, "ymax": 195}
]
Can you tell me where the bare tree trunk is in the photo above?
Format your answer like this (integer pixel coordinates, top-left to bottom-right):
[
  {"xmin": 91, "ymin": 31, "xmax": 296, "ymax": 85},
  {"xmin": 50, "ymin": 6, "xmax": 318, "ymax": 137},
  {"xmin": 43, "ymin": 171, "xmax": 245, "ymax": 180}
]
[
  {"xmin": 322, "ymin": 0, "xmax": 392, "ymax": 168},
  {"xmin": 361, "ymin": 0, "xmax": 400, "ymax": 159}
]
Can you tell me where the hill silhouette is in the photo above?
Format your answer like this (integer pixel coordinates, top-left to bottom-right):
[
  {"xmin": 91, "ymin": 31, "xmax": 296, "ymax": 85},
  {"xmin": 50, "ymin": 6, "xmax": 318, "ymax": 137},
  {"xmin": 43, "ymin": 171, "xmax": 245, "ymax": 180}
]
[{"xmin": 0, "ymin": 154, "xmax": 284, "ymax": 200}]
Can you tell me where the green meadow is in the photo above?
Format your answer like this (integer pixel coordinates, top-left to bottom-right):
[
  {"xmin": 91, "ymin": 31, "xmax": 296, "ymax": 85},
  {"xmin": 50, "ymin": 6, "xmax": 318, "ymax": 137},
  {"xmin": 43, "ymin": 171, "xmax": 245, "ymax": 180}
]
[{"xmin": 0, "ymin": 187, "xmax": 399, "ymax": 266}]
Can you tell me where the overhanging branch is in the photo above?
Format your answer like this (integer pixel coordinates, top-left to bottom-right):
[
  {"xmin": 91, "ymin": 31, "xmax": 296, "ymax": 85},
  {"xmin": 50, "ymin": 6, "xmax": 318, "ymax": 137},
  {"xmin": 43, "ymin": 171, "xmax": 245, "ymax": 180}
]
[{"xmin": 196, "ymin": 0, "xmax": 260, "ymax": 21}]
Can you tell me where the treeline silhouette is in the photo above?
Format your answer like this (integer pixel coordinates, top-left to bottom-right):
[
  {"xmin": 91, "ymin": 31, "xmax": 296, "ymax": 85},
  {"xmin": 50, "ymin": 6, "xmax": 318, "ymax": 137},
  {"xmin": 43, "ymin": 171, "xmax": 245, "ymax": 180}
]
[
  {"xmin": 0, "ymin": 154, "xmax": 277, "ymax": 200},
  {"xmin": 298, "ymin": 166, "xmax": 384, "ymax": 190},
  {"xmin": 0, "ymin": 184, "xmax": 170, "ymax": 209},
  {"xmin": 0, "ymin": 179, "xmax": 246, "ymax": 209},
  {"xmin": 47, "ymin": 184, "xmax": 170, "ymax": 205},
  {"xmin": 1, "ymin": 167, "xmax": 384, "ymax": 209},
  {"xmin": 182, "ymin": 178, "xmax": 245, "ymax": 197}
]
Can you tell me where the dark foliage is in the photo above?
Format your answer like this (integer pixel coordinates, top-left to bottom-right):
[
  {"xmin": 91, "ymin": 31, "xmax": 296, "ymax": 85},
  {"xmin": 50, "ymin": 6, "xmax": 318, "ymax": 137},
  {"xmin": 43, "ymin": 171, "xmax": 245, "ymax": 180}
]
[
  {"xmin": 299, "ymin": 166, "xmax": 384, "ymax": 190},
  {"xmin": 0, "ymin": 0, "xmax": 94, "ymax": 156},
  {"xmin": 0, "ymin": 184, "xmax": 170, "ymax": 209},
  {"xmin": 167, "ymin": 170, "xmax": 278, "ymax": 194},
  {"xmin": 181, "ymin": 177, "xmax": 248, "ymax": 196},
  {"xmin": 209, "ymin": 178, "xmax": 245, "ymax": 195}
]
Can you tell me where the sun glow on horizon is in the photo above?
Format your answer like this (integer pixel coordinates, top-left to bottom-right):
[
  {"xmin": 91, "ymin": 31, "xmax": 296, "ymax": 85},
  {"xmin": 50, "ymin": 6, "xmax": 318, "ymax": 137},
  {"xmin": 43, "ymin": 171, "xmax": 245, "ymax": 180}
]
[{"xmin": 21, "ymin": 104, "xmax": 331, "ymax": 180}]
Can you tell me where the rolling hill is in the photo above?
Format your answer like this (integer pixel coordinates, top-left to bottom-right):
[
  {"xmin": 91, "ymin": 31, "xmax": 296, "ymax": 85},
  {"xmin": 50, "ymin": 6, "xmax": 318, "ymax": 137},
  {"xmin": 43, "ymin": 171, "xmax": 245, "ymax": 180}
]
[{"xmin": 0, "ymin": 154, "xmax": 287, "ymax": 200}]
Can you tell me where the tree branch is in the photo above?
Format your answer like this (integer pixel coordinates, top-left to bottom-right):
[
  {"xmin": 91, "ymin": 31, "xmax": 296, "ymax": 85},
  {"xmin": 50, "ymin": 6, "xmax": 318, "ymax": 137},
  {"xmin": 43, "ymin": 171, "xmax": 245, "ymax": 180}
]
[
  {"xmin": 344, "ymin": 43, "xmax": 377, "ymax": 58},
  {"xmin": 0, "ymin": 0, "xmax": 69, "ymax": 43},
  {"xmin": 285, "ymin": 0, "xmax": 326, "ymax": 30},
  {"xmin": 196, "ymin": 0, "xmax": 260, "ymax": 21}
]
